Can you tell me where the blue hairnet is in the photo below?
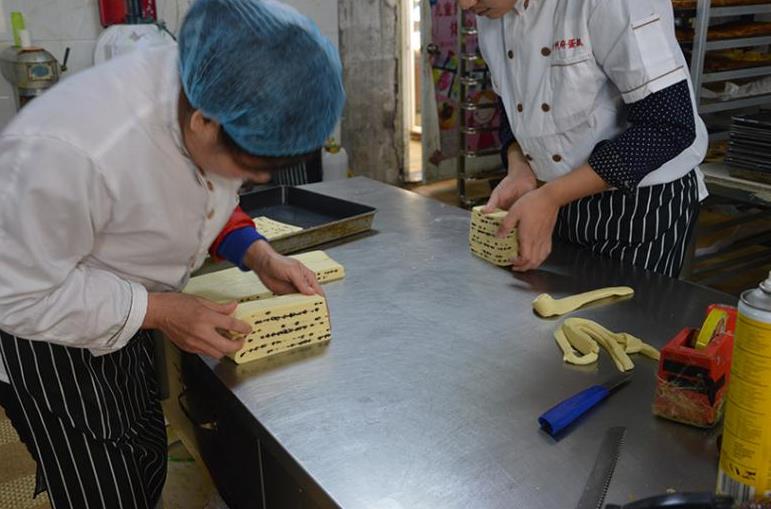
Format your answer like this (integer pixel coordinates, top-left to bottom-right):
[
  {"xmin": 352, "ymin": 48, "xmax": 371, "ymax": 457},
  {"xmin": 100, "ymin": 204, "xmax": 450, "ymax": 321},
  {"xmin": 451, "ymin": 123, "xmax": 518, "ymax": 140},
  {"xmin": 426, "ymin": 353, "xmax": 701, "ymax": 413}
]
[{"xmin": 179, "ymin": 0, "xmax": 345, "ymax": 157}]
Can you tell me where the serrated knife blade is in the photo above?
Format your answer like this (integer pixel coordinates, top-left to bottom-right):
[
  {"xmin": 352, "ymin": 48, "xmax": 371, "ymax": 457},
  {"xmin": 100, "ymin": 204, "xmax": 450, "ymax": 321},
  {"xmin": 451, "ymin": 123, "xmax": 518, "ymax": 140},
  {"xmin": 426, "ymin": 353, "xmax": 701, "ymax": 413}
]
[{"xmin": 575, "ymin": 426, "xmax": 626, "ymax": 509}]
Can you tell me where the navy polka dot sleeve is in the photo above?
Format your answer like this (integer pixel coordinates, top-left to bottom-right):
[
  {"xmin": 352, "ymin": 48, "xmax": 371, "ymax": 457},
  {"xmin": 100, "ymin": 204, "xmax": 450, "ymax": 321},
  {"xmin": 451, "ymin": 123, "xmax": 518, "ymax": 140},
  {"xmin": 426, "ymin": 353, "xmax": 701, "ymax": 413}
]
[{"xmin": 588, "ymin": 80, "xmax": 697, "ymax": 193}]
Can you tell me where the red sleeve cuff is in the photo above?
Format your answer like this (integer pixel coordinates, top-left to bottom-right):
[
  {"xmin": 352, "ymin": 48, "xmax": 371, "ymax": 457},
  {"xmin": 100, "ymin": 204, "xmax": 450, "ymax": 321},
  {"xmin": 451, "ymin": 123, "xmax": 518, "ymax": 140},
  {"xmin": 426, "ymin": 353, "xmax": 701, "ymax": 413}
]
[{"xmin": 209, "ymin": 206, "xmax": 257, "ymax": 260}]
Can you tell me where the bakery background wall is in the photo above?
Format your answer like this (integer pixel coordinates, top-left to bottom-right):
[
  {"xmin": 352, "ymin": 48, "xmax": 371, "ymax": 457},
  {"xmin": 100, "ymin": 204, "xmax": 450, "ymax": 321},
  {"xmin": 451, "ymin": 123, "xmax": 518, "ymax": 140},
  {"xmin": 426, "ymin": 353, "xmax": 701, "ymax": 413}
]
[
  {"xmin": 0, "ymin": 0, "xmax": 403, "ymax": 184},
  {"xmin": 0, "ymin": 0, "xmax": 105, "ymax": 129}
]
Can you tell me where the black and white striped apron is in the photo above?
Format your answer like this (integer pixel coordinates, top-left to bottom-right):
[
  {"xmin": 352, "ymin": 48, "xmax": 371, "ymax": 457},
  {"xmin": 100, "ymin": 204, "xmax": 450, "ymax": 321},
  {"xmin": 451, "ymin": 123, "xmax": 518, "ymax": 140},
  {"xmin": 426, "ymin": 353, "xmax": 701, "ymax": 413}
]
[
  {"xmin": 555, "ymin": 170, "xmax": 700, "ymax": 278},
  {"xmin": 0, "ymin": 331, "xmax": 166, "ymax": 509},
  {"xmin": 273, "ymin": 161, "xmax": 310, "ymax": 186}
]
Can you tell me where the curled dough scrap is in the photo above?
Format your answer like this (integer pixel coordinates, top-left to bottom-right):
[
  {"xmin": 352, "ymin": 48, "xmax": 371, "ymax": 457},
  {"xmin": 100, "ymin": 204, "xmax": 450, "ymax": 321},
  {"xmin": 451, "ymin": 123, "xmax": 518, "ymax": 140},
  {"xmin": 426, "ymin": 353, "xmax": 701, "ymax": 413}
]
[
  {"xmin": 554, "ymin": 328, "xmax": 599, "ymax": 365},
  {"xmin": 532, "ymin": 286, "xmax": 635, "ymax": 318},
  {"xmin": 554, "ymin": 318, "xmax": 660, "ymax": 372}
]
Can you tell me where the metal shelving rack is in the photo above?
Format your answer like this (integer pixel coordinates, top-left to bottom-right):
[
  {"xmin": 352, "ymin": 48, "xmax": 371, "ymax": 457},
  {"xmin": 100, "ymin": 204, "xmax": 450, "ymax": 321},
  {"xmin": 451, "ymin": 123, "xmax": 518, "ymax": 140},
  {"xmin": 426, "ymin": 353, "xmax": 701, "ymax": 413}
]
[
  {"xmin": 456, "ymin": 15, "xmax": 504, "ymax": 208},
  {"xmin": 684, "ymin": 1, "xmax": 771, "ymax": 134},
  {"xmin": 677, "ymin": 2, "xmax": 771, "ymax": 285}
]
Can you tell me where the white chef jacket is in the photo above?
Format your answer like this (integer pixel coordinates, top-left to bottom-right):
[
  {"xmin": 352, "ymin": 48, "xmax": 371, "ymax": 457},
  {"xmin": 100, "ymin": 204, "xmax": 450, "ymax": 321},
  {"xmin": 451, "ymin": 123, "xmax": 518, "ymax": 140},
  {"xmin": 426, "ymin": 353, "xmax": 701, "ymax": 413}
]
[
  {"xmin": 0, "ymin": 46, "xmax": 242, "ymax": 384},
  {"xmin": 477, "ymin": 0, "xmax": 709, "ymax": 197}
]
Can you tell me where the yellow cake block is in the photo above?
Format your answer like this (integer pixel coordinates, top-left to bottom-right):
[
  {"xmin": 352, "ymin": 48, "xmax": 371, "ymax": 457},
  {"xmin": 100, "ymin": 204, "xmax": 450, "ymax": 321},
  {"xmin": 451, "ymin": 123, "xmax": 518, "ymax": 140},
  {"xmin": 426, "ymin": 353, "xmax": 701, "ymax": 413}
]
[
  {"xmin": 291, "ymin": 250, "xmax": 345, "ymax": 284},
  {"xmin": 469, "ymin": 206, "xmax": 518, "ymax": 266},
  {"xmin": 183, "ymin": 250, "xmax": 345, "ymax": 303},
  {"xmin": 252, "ymin": 216, "xmax": 303, "ymax": 240},
  {"xmin": 230, "ymin": 294, "xmax": 331, "ymax": 364}
]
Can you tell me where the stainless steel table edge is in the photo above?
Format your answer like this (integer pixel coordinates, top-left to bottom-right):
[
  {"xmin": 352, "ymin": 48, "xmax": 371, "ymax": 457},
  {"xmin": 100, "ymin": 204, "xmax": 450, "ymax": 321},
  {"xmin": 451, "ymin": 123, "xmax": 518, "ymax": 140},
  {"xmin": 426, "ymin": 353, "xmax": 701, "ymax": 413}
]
[{"xmin": 191, "ymin": 177, "xmax": 736, "ymax": 509}]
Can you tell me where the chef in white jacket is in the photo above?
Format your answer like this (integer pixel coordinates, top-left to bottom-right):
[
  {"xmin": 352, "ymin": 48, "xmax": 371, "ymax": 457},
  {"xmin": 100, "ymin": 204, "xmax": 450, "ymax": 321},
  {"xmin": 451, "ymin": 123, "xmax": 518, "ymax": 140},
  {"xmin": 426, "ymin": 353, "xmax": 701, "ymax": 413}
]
[
  {"xmin": 461, "ymin": 0, "xmax": 708, "ymax": 276},
  {"xmin": 0, "ymin": 1, "xmax": 344, "ymax": 507}
]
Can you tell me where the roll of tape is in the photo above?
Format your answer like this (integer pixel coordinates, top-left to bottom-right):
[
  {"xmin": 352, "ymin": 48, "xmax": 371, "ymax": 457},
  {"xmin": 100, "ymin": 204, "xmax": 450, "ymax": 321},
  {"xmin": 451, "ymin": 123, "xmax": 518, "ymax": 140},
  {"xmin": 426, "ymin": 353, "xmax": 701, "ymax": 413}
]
[{"xmin": 695, "ymin": 308, "xmax": 728, "ymax": 350}]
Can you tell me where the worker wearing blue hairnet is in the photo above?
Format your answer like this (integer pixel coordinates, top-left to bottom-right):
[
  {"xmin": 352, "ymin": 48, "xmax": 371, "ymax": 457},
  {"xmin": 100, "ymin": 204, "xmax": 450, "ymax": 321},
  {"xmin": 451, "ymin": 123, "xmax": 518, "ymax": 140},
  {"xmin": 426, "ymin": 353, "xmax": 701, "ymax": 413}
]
[{"xmin": 0, "ymin": 1, "xmax": 344, "ymax": 506}]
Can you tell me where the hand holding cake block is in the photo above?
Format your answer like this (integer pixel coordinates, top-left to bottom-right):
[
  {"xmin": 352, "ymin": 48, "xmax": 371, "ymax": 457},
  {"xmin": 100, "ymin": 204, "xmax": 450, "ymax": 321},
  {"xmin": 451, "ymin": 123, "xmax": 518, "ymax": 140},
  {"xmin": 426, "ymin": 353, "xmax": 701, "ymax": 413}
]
[{"xmin": 469, "ymin": 206, "xmax": 519, "ymax": 266}]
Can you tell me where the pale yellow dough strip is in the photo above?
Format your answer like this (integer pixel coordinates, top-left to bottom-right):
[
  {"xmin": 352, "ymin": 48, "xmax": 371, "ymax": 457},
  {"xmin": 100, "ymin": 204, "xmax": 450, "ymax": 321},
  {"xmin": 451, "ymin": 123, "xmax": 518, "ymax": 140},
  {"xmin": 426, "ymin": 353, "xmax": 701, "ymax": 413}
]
[
  {"xmin": 532, "ymin": 286, "xmax": 634, "ymax": 318},
  {"xmin": 554, "ymin": 317, "xmax": 659, "ymax": 372},
  {"xmin": 563, "ymin": 324, "xmax": 599, "ymax": 356},
  {"xmin": 553, "ymin": 328, "xmax": 599, "ymax": 365},
  {"xmin": 565, "ymin": 318, "xmax": 635, "ymax": 372}
]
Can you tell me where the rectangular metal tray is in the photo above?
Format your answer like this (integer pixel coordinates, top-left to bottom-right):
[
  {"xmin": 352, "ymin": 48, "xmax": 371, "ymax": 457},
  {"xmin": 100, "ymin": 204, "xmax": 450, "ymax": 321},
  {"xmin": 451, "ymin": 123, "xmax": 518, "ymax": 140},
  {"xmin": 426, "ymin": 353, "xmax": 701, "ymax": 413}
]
[{"xmin": 238, "ymin": 186, "xmax": 376, "ymax": 255}]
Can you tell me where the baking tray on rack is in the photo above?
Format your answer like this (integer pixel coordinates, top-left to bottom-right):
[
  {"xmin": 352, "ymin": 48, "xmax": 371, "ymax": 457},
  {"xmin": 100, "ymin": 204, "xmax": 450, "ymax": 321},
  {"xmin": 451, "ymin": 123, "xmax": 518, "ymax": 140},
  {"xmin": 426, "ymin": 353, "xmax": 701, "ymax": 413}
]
[{"xmin": 238, "ymin": 186, "xmax": 376, "ymax": 255}]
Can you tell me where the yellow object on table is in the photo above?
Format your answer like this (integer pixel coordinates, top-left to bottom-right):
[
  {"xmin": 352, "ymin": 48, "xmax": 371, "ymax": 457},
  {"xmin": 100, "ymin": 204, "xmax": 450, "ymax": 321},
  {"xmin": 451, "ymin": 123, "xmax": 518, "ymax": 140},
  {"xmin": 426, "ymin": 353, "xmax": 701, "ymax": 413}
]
[
  {"xmin": 533, "ymin": 287, "xmax": 634, "ymax": 318},
  {"xmin": 469, "ymin": 206, "xmax": 518, "ymax": 266},
  {"xmin": 694, "ymin": 308, "xmax": 728, "ymax": 350},
  {"xmin": 183, "ymin": 250, "xmax": 345, "ymax": 304},
  {"xmin": 553, "ymin": 318, "xmax": 659, "ymax": 372},
  {"xmin": 229, "ymin": 294, "xmax": 331, "ymax": 364},
  {"xmin": 253, "ymin": 216, "xmax": 303, "ymax": 240}
]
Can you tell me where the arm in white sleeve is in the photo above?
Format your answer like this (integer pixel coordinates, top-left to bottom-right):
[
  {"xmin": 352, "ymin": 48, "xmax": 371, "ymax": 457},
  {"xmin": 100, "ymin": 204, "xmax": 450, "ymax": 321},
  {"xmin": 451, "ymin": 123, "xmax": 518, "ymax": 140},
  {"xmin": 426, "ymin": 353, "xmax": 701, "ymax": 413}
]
[
  {"xmin": 589, "ymin": 0, "xmax": 689, "ymax": 104},
  {"xmin": 0, "ymin": 135, "xmax": 147, "ymax": 355}
]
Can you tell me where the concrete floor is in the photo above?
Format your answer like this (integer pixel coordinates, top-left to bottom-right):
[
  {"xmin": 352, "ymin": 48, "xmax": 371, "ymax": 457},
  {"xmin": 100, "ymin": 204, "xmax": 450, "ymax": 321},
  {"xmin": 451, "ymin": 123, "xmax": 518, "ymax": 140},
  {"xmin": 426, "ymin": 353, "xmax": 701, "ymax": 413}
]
[
  {"xmin": 0, "ymin": 410, "xmax": 50, "ymax": 509},
  {"xmin": 164, "ymin": 431, "xmax": 220, "ymax": 509},
  {"xmin": 0, "ymin": 408, "xmax": 220, "ymax": 509}
]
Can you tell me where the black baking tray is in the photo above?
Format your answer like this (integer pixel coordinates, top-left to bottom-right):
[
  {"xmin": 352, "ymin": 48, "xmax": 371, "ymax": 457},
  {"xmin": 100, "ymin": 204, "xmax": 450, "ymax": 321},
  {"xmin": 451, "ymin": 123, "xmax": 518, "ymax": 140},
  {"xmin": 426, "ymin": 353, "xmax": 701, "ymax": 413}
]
[{"xmin": 238, "ymin": 186, "xmax": 376, "ymax": 255}]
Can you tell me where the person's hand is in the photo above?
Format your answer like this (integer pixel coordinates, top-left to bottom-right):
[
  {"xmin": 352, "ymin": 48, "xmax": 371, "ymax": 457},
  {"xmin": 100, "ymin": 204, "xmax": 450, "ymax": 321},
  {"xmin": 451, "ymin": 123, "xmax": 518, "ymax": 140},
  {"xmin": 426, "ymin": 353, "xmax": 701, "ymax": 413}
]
[
  {"xmin": 483, "ymin": 163, "xmax": 538, "ymax": 213},
  {"xmin": 244, "ymin": 240, "xmax": 324, "ymax": 296},
  {"xmin": 496, "ymin": 186, "xmax": 560, "ymax": 272},
  {"xmin": 143, "ymin": 293, "xmax": 250, "ymax": 359},
  {"xmin": 458, "ymin": 0, "xmax": 517, "ymax": 18}
]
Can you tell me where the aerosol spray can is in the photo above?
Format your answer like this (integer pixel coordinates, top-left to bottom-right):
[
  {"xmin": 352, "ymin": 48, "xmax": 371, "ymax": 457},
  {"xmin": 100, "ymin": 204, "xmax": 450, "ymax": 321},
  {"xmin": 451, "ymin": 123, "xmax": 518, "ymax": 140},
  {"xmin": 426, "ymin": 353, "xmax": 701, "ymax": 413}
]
[{"xmin": 717, "ymin": 271, "xmax": 771, "ymax": 504}]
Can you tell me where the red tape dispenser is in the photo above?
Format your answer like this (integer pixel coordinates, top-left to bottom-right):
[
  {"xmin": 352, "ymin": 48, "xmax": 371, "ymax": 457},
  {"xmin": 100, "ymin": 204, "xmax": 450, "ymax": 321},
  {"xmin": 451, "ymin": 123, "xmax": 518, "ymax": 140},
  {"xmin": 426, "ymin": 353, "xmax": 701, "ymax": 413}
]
[{"xmin": 652, "ymin": 304, "xmax": 737, "ymax": 428}]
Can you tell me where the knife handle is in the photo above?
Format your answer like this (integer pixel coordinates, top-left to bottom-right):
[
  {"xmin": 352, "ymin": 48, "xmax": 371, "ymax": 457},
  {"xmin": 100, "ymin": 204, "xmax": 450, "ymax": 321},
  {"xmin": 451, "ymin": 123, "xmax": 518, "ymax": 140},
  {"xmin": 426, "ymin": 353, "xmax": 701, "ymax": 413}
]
[{"xmin": 538, "ymin": 385, "xmax": 610, "ymax": 437}]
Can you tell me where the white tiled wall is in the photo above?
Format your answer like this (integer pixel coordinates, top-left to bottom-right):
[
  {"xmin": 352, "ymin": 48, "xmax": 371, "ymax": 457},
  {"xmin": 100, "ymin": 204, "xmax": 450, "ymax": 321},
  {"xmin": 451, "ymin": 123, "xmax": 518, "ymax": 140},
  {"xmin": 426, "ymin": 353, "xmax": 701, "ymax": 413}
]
[
  {"xmin": 0, "ymin": 0, "xmax": 102, "ymax": 128},
  {"xmin": 0, "ymin": 0, "xmax": 339, "ymax": 129}
]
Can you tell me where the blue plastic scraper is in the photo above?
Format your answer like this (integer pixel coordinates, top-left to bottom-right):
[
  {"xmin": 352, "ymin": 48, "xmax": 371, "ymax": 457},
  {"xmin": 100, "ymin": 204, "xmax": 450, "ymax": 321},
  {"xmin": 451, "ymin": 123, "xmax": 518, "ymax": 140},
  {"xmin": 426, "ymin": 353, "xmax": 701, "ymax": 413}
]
[{"xmin": 538, "ymin": 373, "xmax": 632, "ymax": 437}]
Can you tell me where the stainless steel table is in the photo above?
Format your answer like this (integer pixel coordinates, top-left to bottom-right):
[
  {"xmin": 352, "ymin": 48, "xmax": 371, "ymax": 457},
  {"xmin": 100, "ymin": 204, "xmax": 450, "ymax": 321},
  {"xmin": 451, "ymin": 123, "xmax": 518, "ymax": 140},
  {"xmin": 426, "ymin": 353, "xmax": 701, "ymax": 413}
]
[{"xmin": 194, "ymin": 177, "xmax": 735, "ymax": 509}]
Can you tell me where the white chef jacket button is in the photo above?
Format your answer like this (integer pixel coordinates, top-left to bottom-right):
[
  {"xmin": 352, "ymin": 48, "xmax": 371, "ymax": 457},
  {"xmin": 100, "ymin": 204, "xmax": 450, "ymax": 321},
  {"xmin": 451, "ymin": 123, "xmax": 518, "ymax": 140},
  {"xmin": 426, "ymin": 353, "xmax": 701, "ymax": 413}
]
[
  {"xmin": 517, "ymin": 103, "xmax": 524, "ymax": 113},
  {"xmin": 525, "ymin": 154, "xmax": 533, "ymax": 161},
  {"xmin": 552, "ymin": 154, "xmax": 562, "ymax": 163},
  {"xmin": 206, "ymin": 180, "xmax": 214, "ymax": 191},
  {"xmin": 541, "ymin": 47, "xmax": 552, "ymax": 57},
  {"xmin": 507, "ymin": 50, "xmax": 514, "ymax": 59},
  {"xmin": 206, "ymin": 210, "xmax": 215, "ymax": 220},
  {"xmin": 541, "ymin": 103, "xmax": 551, "ymax": 113}
]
